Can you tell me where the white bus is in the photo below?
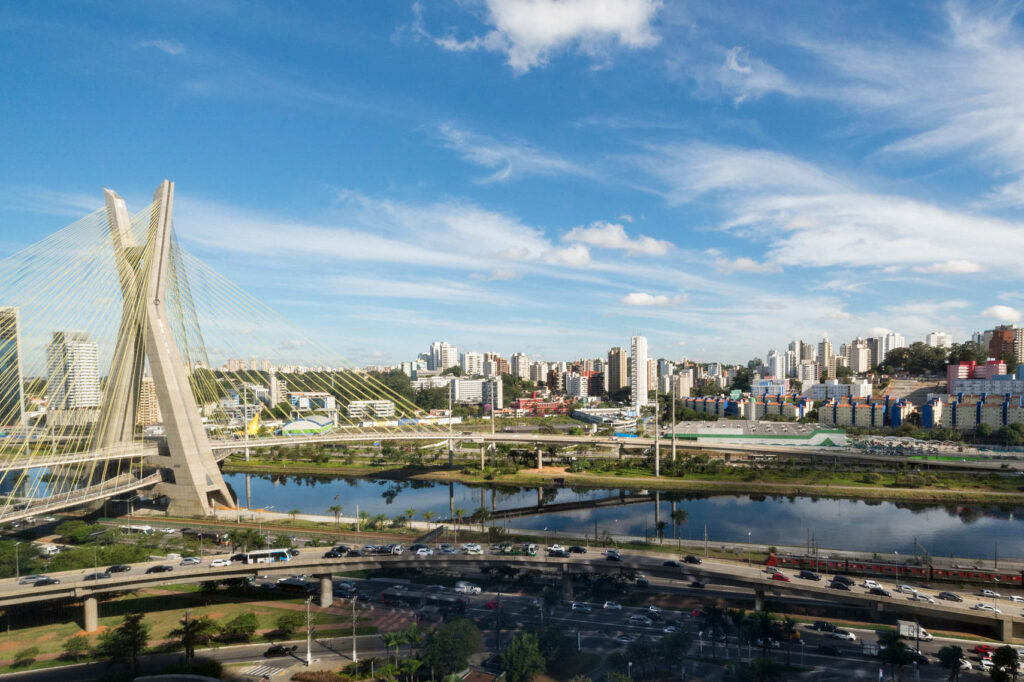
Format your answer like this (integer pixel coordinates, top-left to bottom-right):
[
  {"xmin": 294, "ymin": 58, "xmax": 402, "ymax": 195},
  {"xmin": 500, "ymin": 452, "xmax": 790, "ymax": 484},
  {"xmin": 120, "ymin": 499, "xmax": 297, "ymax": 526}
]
[
  {"xmin": 233, "ymin": 548, "xmax": 292, "ymax": 564},
  {"xmin": 119, "ymin": 524, "xmax": 153, "ymax": 535}
]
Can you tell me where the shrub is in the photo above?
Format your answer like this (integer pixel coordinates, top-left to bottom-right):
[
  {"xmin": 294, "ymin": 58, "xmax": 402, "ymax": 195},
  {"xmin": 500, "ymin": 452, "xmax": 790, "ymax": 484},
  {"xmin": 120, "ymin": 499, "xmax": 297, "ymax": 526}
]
[
  {"xmin": 219, "ymin": 611, "xmax": 258, "ymax": 642},
  {"xmin": 13, "ymin": 647, "xmax": 39, "ymax": 667},
  {"xmin": 61, "ymin": 634, "xmax": 90, "ymax": 660},
  {"xmin": 276, "ymin": 612, "xmax": 305, "ymax": 638}
]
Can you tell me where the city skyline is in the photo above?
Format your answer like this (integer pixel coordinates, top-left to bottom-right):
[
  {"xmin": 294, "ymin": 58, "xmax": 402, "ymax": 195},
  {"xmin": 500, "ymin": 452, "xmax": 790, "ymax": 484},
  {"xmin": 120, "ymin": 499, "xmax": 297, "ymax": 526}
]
[{"xmin": 1, "ymin": 2, "xmax": 1023, "ymax": 364}]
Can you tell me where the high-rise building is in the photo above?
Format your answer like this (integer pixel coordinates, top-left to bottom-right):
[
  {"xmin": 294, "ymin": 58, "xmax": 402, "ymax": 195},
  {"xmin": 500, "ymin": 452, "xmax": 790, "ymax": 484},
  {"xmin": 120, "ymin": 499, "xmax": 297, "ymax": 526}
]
[
  {"xmin": 529, "ymin": 361, "xmax": 549, "ymax": 384},
  {"xmin": 0, "ymin": 308, "xmax": 25, "ymax": 427},
  {"xmin": 989, "ymin": 326, "xmax": 1016, "ymax": 361},
  {"xmin": 646, "ymin": 358, "xmax": 657, "ymax": 395},
  {"xmin": 269, "ymin": 371, "xmax": 287, "ymax": 406},
  {"xmin": 46, "ymin": 331, "xmax": 101, "ymax": 426},
  {"xmin": 483, "ymin": 352, "xmax": 509, "ymax": 377},
  {"xmin": 630, "ymin": 335, "xmax": 649, "ymax": 409},
  {"xmin": 784, "ymin": 349, "xmax": 797, "ymax": 378},
  {"xmin": 460, "ymin": 351, "xmax": 483, "ymax": 376},
  {"xmin": 429, "ymin": 341, "xmax": 458, "ymax": 371},
  {"xmin": 607, "ymin": 347, "xmax": 628, "ymax": 394},
  {"xmin": 817, "ymin": 337, "xmax": 833, "ymax": 369},
  {"xmin": 510, "ymin": 352, "xmax": 530, "ymax": 379},
  {"xmin": 672, "ymin": 373, "xmax": 692, "ymax": 399},
  {"xmin": 1015, "ymin": 328, "xmax": 1024, "ymax": 365},
  {"xmin": 657, "ymin": 359, "xmax": 672, "ymax": 377},
  {"xmin": 136, "ymin": 375, "xmax": 162, "ymax": 426},
  {"xmin": 482, "ymin": 378, "xmax": 503, "ymax": 411},
  {"xmin": 926, "ymin": 332, "xmax": 953, "ymax": 349},
  {"xmin": 766, "ymin": 350, "xmax": 784, "ymax": 379},
  {"xmin": 797, "ymin": 360, "xmax": 819, "ymax": 384},
  {"xmin": 881, "ymin": 332, "xmax": 906, "ymax": 363},
  {"xmin": 565, "ymin": 372, "xmax": 589, "ymax": 399},
  {"xmin": 849, "ymin": 338, "xmax": 871, "ymax": 374}
]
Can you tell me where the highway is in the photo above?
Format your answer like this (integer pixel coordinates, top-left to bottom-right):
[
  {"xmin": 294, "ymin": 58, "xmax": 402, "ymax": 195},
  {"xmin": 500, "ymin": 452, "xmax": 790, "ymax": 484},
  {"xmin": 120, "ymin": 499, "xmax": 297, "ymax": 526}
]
[{"xmin": 3, "ymin": 542, "xmax": 1023, "ymax": 642}]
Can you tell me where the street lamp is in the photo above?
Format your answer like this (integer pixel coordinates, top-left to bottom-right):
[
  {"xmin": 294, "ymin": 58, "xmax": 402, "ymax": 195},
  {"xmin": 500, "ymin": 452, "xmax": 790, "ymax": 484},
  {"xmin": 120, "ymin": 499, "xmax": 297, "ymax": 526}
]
[
  {"xmin": 627, "ymin": 661, "xmax": 632, "ymax": 679},
  {"xmin": 14, "ymin": 542, "xmax": 20, "ymax": 579},
  {"xmin": 747, "ymin": 531, "xmax": 752, "ymax": 566}
]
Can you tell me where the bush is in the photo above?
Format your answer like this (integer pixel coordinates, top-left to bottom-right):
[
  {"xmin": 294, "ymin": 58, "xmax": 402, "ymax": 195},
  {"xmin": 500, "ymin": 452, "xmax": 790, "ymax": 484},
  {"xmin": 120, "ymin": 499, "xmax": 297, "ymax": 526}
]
[
  {"xmin": 13, "ymin": 647, "xmax": 39, "ymax": 667},
  {"xmin": 859, "ymin": 472, "xmax": 881, "ymax": 484},
  {"xmin": 61, "ymin": 634, "xmax": 90, "ymax": 660},
  {"xmin": 276, "ymin": 612, "xmax": 305, "ymax": 638},
  {"xmin": 219, "ymin": 611, "xmax": 258, "ymax": 642}
]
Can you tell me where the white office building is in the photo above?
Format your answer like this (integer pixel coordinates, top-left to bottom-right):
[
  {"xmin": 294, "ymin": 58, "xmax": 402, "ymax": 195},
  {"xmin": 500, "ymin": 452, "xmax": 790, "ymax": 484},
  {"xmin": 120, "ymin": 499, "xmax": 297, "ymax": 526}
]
[
  {"xmin": 429, "ymin": 341, "xmax": 458, "ymax": 371},
  {"xmin": 565, "ymin": 372, "xmax": 589, "ymax": 399},
  {"xmin": 805, "ymin": 380, "xmax": 872, "ymax": 401},
  {"xmin": 926, "ymin": 332, "xmax": 953, "ymax": 349},
  {"xmin": 630, "ymin": 335, "xmax": 649, "ymax": 409},
  {"xmin": 450, "ymin": 378, "xmax": 485, "ymax": 404},
  {"xmin": 460, "ymin": 351, "xmax": 483, "ymax": 376},
  {"xmin": 510, "ymin": 352, "xmax": 530, "ymax": 379},
  {"xmin": 529, "ymin": 361, "xmax": 549, "ymax": 384},
  {"xmin": 766, "ymin": 350, "xmax": 784, "ymax": 380},
  {"xmin": 347, "ymin": 400, "xmax": 396, "ymax": 420}
]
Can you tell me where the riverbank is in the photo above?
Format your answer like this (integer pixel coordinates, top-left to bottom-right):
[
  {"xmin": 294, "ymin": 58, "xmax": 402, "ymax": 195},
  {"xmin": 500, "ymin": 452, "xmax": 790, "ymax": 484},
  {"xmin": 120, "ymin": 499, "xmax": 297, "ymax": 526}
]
[{"xmin": 223, "ymin": 458, "xmax": 1024, "ymax": 505}]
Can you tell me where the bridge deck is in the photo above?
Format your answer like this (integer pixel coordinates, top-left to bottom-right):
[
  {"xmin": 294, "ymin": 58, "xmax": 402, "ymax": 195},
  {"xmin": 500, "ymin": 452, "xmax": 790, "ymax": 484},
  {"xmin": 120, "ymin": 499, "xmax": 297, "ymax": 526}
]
[
  {"xmin": 0, "ymin": 472, "xmax": 163, "ymax": 524},
  {"xmin": 0, "ymin": 443, "xmax": 160, "ymax": 472}
]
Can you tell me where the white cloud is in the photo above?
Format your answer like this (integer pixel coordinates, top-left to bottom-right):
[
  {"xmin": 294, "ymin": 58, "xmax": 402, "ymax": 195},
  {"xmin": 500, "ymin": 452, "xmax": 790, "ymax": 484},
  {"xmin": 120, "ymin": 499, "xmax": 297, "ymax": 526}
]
[
  {"xmin": 435, "ymin": 124, "xmax": 593, "ymax": 182},
  {"xmin": 470, "ymin": 267, "xmax": 521, "ymax": 281},
  {"xmin": 135, "ymin": 39, "xmax": 186, "ymax": 56},
  {"xmin": 417, "ymin": 0, "xmax": 662, "ymax": 73},
  {"xmin": 913, "ymin": 260, "xmax": 984, "ymax": 275},
  {"xmin": 717, "ymin": 46, "xmax": 798, "ymax": 104},
  {"xmin": 621, "ymin": 292, "xmax": 685, "ymax": 306},
  {"xmin": 562, "ymin": 221, "xmax": 671, "ymax": 255},
  {"xmin": 982, "ymin": 305, "xmax": 1021, "ymax": 323},
  {"xmin": 712, "ymin": 255, "xmax": 780, "ymax": 275}
]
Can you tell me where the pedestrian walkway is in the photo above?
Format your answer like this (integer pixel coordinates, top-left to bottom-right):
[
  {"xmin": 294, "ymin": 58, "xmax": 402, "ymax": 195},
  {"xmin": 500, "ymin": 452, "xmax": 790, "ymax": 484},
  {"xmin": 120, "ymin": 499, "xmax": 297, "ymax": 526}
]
[{"xmin": 241, "ymin": 662, "xmax": 288, "ymax": 678}]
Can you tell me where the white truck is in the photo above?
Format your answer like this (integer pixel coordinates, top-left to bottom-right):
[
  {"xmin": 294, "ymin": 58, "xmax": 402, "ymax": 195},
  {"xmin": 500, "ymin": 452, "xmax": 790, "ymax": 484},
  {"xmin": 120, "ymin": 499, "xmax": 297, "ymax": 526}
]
[
  {"xmin": 897, "ymin": 620, "xmax": 933, "ymax": 642},
  {"xmin": 454, "ymin": 581, "xmax": 482, "ymax": 595}
]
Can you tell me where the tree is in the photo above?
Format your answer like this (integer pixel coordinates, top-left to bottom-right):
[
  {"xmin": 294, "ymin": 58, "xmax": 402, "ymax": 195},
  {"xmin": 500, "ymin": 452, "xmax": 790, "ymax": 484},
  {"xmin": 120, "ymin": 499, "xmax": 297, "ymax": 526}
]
[
  {"xmin": 670, "ymin": 508, "xmax": 688, "ymax": 550},
  {"xmin": 936, "ymin": 645, "xmax": 963, "ymax": 681},
  {"xmin": 219, "ymin": 611, "xmax": 258, "ymax": 642},
  {"xmin": 991, "ymin": 646, "xmax": 1019, "ymax": 682},
  {"xmin": 404, "ymin": 508, "xmax": 417, "ymax": 524},
  {"xmin": 12, "ymin": 647, "xmax": 39, "ymax": 667},
  {"xmin": 948, "ymin": 341, "xmax": 988, "ymax": 365},
  {"xmin": 328, "ymin": 505, "xmax": 343, "ymax": 532},
  {"xmin": 778, "ymin": 616, "xmax": 798, "ymax": 667},
  {"xmin": 501, "ymin": 632, "xmax": 546, "ymax": 682},
  {"xmin": 422, "ymin": 510, "xmax": 436, "ymax": 526},
  {"xmin": 422, "ymin": 619, "xmax": 483, "ymax": 676},
  {"xmin": 61, "ymin": 634, "xmax": 90, "ymax": 661},
  {"xmin": 878, "ymin": 630, "xmax": 912, "ymax": 681},
  {"xmin": 276, "ymin": 612, "xmax": 305, "ymax": 638},
  {"xmin": 96, "ymin": 612, "xmax": 150, "ymax": 675},
  {"xmin": 704, "ymin": 606, "xmax": 730, "ymax": 659},
  {"xmin": 655, "ymin": 520, "xmax": 667, "ymax": 544},
  {"xmin": 730, "ymin": 367, "xmax": 753, "ymax": 393},
  {"xmin": 169, "ymin": 613, "xmax": 219, "ymax": 667},
  {"xmin": 442, "ymin": 365, "xmax": 464, "ymax": 376},
  {"xmin": 381, "ymin": 631, "xmax": 404, "ymax": 664}
]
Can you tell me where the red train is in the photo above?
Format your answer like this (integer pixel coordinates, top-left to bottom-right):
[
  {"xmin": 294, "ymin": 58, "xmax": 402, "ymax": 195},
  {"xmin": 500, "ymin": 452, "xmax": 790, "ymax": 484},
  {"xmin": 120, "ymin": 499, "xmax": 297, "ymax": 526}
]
[{"xmin": 766, "ymin": 553, "xmax": 1023, "ymax": 586}]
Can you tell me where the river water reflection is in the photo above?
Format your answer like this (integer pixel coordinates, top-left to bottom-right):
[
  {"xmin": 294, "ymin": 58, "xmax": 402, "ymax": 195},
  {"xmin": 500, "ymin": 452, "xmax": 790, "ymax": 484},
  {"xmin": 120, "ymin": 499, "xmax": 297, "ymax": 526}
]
[{"xmin": 223, "ymin": 472, "xmax": 1023, "ymax": 560}]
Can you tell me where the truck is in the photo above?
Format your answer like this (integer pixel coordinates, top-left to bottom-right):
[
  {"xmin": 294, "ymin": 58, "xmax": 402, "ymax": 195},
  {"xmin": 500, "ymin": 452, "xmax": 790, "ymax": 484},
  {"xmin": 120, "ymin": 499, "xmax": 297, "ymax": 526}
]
[
  {"xmin": 897, "ymin": 620, "xmax": 933, "ymax": 642},
  {"xmin": 454, "ymin": 581, "xmax": 481, "ymax": 595}
]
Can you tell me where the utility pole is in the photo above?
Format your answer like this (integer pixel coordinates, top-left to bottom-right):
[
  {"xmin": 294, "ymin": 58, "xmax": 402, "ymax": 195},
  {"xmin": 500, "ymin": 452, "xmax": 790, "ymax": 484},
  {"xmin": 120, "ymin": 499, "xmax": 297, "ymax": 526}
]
[
  {"xmin": 448, "ymin": 389, "xmax": 454, "ymax": 466},
  {"xmin": 185, "ymin": 609, "xmax": 192, "ymax": 672},
  {"xmin": 671, "ymin": 387, "xmax": 676, "ymax": 463},
  {"xmin": 243, "ymin": 385, "xmax": 250, "ymax": 462},
  {"xmin": 305, "ymin": 596, "xmax": 313, "ymax": 666},
  {"xmin": 654, "ymin": 383, "xmax": 660, "ymax": 478},
  {"xmin": 351, "ymin": 597, "xmax": 358, "ymax": 663}
]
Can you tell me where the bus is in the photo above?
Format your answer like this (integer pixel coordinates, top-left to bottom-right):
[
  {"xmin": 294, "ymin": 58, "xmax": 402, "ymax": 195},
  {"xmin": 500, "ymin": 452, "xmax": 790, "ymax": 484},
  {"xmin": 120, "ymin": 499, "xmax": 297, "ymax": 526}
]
[
  {"xmin": 119, "ymin": 525, "xmax": 154, "ymax": 535},
  {"xmin": 232, "ymin": 548, "xmax": 292, "ymax": 564}
]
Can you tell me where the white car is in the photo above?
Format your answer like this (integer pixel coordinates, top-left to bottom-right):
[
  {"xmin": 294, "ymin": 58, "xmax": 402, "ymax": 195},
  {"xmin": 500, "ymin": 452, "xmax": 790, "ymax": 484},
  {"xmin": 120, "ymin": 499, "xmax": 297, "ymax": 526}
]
[
  {"xmin": 463, "ymin": 545, "xmax": 483, "ymax": 555},
  {"xmin": 210, "ymin": 558, "xmax": 231, "ymax": 567},
  {"xmin": 415, "ymin": 547, "xmax": 433, "ymax": 557},
  {"xmin": 973, "ymin": 603, "xmax": 1002, "ymax": 614},
  {"xmin": 979, "ymin": 658, "xmax": 994, "ymax": 672},
  {"xmin": 647, "ymin": 605, "xmax": 662, "ymax": 614},
  {"xmin": 629, "ymin": 615, "xmax": 653, "ymax": 626},
  {"xmin": 981, "ymin": 589, "xmax": 1001, "ymax": 599},
  {"xmin": 862, "ymin": 580, "xmax": 882, "ymax": 590},
  {"xmin": 570, "ymin": 602, "xmax": 592, "ymax": 613},
  {"xmin": 960, "ymin": 658, "xmax": 973, "ymax": 671},
  {"xmin": 180, "ymin": 557, "xmax": 201, "ymax": 566},
  {"xmin": 160, "ymin": 528, "xmax": 177, "ymax": 535},
  {"xmin": 831, "ymin": 630, "xmax": 856, "ymax": 641},
  {"xmin": 603, "ymin": 601, "xmax": 622, "ymax": 610},
  {"xmin": 548, "ymin": 545, "xmax": 566, "ymax": 553},
  {"xmin": 910, "ymin": 593, "xmax": 935, "ymax": 603},
  {"xmin": 896, "ymin": 584, "xmax": 917, "ymax": 594},
  {"xmin": 1008, "ymin": 595, "xmax": 1024, "ymax": 603}
]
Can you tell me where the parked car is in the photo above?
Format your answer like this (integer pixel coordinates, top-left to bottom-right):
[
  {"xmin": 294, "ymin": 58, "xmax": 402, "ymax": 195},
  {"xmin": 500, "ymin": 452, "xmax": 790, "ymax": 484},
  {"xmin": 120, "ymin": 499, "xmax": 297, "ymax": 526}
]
[
  {"xmin": 937, "ymin": 591, "xmax": 963, "ymax": 602},
  {"xmin": 683, "ymin": 555, "xmax": 702, "ymax": 564},
  {"xmin": 771, "ymin": 572, "xmax": 791, "ymax": 582},
  {"xmin": 146, "ymin": 565, "xmax": 174, "ymax": 574}
]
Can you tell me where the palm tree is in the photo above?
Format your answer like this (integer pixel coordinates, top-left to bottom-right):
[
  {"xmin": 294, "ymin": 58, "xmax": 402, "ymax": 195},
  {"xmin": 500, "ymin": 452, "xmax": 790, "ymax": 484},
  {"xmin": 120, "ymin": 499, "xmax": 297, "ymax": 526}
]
[
  {"xmin": 726, "ymin": 608, "xmax": 747, "ymax": 660},
  {"xmin": 327, "ymin": 504, "xmax": 343, "ymax": 534},
  {"xmin": 358, "ymin": 509, "xmax": 371, "ymax": 532},
  {"xmin": 779, "ymin": 616, "xmax": 797, "ymax": 667},
  {"xmin": 380, "ymin": 631, "xmax": 402, "ymax": 664},
  {"xmin": 288, "ymin": 508, "xmax": 301, "ymax": 521},
  {"xmin": 750, "ymin": 610, "xmax": 777, "ymax": 661},
  {"xmin": 422, "ymin": 510, "xmax": 435, "ymax": 527},
  {"xmin": 670, "ymin": 508, "xmax": 688, "ymax": 551},
  {"xmin": 404, "ymin": 508, "xmax": 417, "ymax": 525},
  {"xmin": 169, "ymin": 612, "xmax": 218, "ymax": 669},
  {"xmin": 936, "ymin": 645, "xmax": 963, "ymax": 681},
  {"xmin": 704, "ymin": 606, "xmax": 728, "ymax": 659},
  {"xmin": 879, "ymin": 630, "xmax": 911, "ymax": 681},
  {"xmin": 655, "ymin": 520, "xmax": 668, "ymax": 544},
  {"xmin": 453, "ymin": 507, "xmax": 465, "ymax": 544},
  {"xmin": 401, "ymin": 657, "xmax": 423, "ymax": 682}
]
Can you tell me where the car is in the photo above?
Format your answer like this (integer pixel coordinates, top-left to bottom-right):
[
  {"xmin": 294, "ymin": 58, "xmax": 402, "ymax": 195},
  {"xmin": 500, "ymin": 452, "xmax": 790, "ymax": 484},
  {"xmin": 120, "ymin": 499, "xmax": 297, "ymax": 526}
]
[
  {"xmin": 869, "ymin": 587, "xmax": 892, "ymax": 597},
  {"xmin": 959, "ymin": 658, "xmax": 973, "ymax": 671},
  {"xmin": 629, "ymin": 615, "xmax": 653, "ymax": 626},
  {"xmin": 829, "ymin": 580, "xmax": 852, "ymax": 591},
  {"xmin": 603, "ymin": 601, "xmax": 622, "ymax": 610},
  {"xmin": 415, "ymin": 547, "xmax": 434, "ymax": 557},
  {"xmin": 831, "ymin": 575, "xmax": 855, "ymax": 586},
  {"xmin": 980, "ymin": 657, "xmax": 995, "ymax": 671},
  {"xmin": 462, "ymin": 545, "xmax": 483, "ymax": 556},
  {"xmin": 910, "ymin": 592, "xmax": 935, "ymax": 603},
  {"xmin": 973, "ymin": 603, "xmax": 1002, "ymax": 614},
  {"xmin": 1009, "ymin": 595, "xmax": 1024, "ymax": 603},
  {"xmin": 812, "ymin": 621, "xmax": 837, "ymax": 632},
  {"xmin": 818, "ymin": 644, "xmax": 841, "ymax": 656},
  {"xmin": 636, "ymin": 576, "xmax": 649, "ymax": 587},
  {"xmin": 862, "ymin": 579, "xmax": 883, "ymax": 590},
  {"xmin": 938, "ymin": 591, "xmax": 963, "ymax": 602},
  {"xmin": 663, "ymin": 560, "xmax": 681, "ymax": 567},
  {"xmin": 690, "ymin": 579, "xmax": 707, "ymax": 589},
  {"xmin": 409, "ymin": 544, "xmax": 427, "ymax": 552},
  {"xmin": 755, "ymin": 638, "xmax": 781, "ymax": 649},
  {"xmin": 662, "ymin": 626, "xmax": 680, "ymax": 634},
  {"xmin": 973, "ymin": 644, "xmax": 995, "ymax": 655},
  {"xmin": 908, "ymin": 651, "xmax": 930, "ymax": 666},
  {"xmin": 108, "ymin": 564, "xmax": 131, "ymax": 573},
  {"xmin": 160, "ymin": 527, "xmax": 177, "ymax": 535},
  {"xmin": 323, "ymin": 550, "xmax": 344, "ymax": 558},
  {"xmin": 438, "ymin": 543, "xmax": 454, "ymax": 552},
  {"xmin": 683, "ymin": 555, "xmax": 702, "ymax": 564},
  {"xmin": 146, "ymin": 565, "xmax": 174, "ymax": 574},
  {"xmin": 831, "ymin": 629, "xmax": 856, "ymax": 641},
  {"xmin": 333, "ymin": 545, "xmax": 351, "ymax": 553},
  {"xmin": 798, "ymin": 570, "xmax": 821, "ymax": 581},
  {"xmin": 981, "ymin": 589, "xmax": 1001, "ymax": 599},
  {"xmin": 17, "ymin": 575, "xmax": 47, "ymax": 585},
  {"xmin": 33, "ymin": 577, "xmax": 61, "ymax": 587},
  {"xmin": 771, "ymin": 572, "xmax": 791, "ymax": 582},
  {"xmin": 568, "ymin": 546, "xmax": 587, "ymax": 554},
  {"xmin": 264, "ymin": 644, "xmax": 298, "ymax": 658},
  {"xmin": 647, "ymin": 605, "xmax": 663, "ymax": 614},
  {"xmin": 346, "ymin": 549, "xmax": 365, "ymax": 557},
  {"xmin": 896, "ymin": 584, "xmax": 918, "ymax": 594},
  {"xmin": 615, "ymin": 634, "xmax": 637, "ymax": 643},
  {"xmin": 571, "ymin": 602, "xmax": 592, "ymax": 613},
  {"xmin": 764, "ymin": 566, "xmax": 780, "ymax": 575},
  {"xmin": 547, "ymin": 545, "xmax": 565, "ymax": 553},
  {"xmin": 485, "ymin": 599, "xmax": 503, "ymax": 610},
  {"xmin": 83, "ymin": 572, "xmax": 110, "ymax": 581},
  {"xmin": 210, "ymin": 558, "xmax": 231, "ymax": 567},
  {"xmin": 180, "ymin": 557, "xmax": 201, "ymax": 566},
  {"xmin": 548, "ymin": 549, "xmax": 570, "ymax": 558},
  {"xmin": 607, "ymin": 553, "xmax": 623, "ymax": 562},
  {"xmin": 604, "ymin": 549, "xmax": 620, "ymax": 557}
]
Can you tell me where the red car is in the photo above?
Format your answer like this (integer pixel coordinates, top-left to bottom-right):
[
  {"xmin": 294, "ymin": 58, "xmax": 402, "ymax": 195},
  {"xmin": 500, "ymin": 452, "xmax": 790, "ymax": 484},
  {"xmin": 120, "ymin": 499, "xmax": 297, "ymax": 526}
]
[
  {"xmin": 485, "ymin": 600, "xmax": 502, "ymax": 610},
  {"xmin": 771, "ymin": 573, "xmax": 791, "ymax": 582},
  {"xmin": 974, "ymin": 644, "xmax": 994, "ymax": 655}
]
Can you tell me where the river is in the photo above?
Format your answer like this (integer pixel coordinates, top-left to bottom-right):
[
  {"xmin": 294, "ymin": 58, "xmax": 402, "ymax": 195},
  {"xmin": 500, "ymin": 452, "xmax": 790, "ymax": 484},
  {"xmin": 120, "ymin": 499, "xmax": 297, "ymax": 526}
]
[{"xmin": 223, "ymin": 472, "xmax": 1023, "ymax": 561}]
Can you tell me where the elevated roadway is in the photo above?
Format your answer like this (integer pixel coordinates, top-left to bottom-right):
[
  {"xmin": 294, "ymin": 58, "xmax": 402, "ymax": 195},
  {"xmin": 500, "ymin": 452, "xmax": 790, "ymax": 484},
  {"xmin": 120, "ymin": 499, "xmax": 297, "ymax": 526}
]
[{"xmin": 2, "ymin": 545, "xmax": 1020, "ymax": 641}]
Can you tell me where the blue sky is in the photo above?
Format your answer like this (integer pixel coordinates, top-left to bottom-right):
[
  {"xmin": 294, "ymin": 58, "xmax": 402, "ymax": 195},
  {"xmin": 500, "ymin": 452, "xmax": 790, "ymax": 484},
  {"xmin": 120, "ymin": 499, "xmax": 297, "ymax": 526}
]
[{"xmin": 1, "ymin": 0, "xmax": 1023, "ymax": 366}]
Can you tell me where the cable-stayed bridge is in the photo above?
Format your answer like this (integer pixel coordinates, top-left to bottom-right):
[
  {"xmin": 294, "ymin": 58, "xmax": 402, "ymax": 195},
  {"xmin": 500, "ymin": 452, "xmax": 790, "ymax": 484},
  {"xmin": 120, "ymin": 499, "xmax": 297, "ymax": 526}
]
[{"xmin": 0, "ymin": 181, "xmax": 455, "ymax": 522}]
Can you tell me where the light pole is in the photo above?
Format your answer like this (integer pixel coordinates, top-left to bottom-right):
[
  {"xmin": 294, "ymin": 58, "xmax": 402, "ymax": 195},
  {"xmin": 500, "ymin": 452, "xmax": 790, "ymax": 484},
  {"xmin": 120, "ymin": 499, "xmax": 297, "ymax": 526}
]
[
  {"xmin": 14, "ymin": 542, "xmax": 20, "ymax": 579},
  {"xmin": 627, "ymin": 661, "xmax": 633, "ymax": 679},
  {"xmin": 351, "ymin": 597, "xmax": 358, "ymax": 663},
  {"xmin": 747, "ymin": 531, "xmax": 751, "ymax": 566},
  {"xmin": 305, "ymin": 595, "xmax": 313, "ymax": 666}
]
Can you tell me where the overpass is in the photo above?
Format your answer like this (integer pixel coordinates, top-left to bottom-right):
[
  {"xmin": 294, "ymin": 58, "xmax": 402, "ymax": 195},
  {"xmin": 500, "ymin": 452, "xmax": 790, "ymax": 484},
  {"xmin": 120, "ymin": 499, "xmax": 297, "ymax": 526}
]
[{"xmin": 2, "ymin": 545, "xmax": 1020, "ymax": 641}]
